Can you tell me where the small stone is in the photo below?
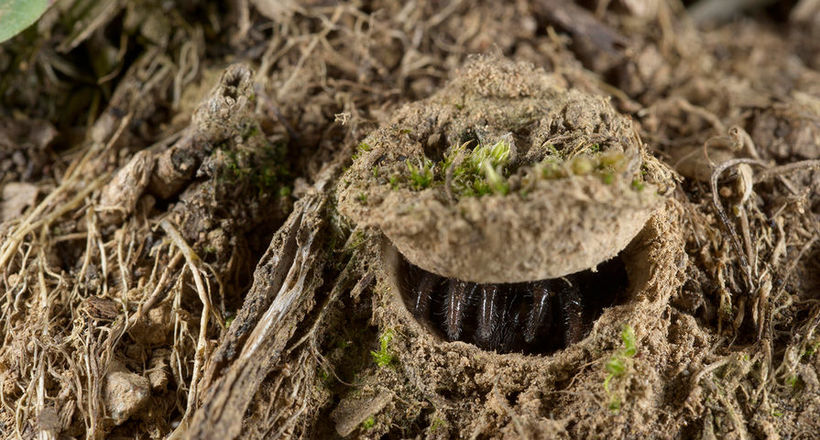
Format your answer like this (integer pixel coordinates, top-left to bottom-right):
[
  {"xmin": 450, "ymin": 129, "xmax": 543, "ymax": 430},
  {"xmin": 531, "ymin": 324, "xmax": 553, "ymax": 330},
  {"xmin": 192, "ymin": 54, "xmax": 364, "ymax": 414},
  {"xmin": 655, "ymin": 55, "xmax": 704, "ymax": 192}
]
[{"xmin": 104, "ymin": 361, "xmax": 150, "ymax": 425}]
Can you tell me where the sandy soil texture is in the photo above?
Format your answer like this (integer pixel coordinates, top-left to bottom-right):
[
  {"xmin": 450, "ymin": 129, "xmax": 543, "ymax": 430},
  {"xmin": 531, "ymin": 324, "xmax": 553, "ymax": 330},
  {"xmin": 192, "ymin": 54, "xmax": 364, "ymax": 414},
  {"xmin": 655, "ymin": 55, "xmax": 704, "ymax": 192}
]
[{"xmin": 0, "ymin": 1, "xmax": 818, "ymax": 439}]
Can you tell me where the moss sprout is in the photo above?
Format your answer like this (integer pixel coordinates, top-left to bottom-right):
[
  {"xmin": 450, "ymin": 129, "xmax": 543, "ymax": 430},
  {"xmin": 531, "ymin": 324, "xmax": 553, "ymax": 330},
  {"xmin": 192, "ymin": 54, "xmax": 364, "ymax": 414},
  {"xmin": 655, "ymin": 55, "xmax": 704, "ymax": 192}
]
[
  {"xmin": 604, "ymin": 325, "xmax": 637, "ymax": 412},
  {"xmin": 371, "ymin": 329, "xmax": 395, "ymax": 367},
  {"xmin": 407, "ymin": 158, "xmax": 435, "ymax": 190},
  {"xmin": 445, "ymin": 139, "xmax": 511, "ymax": 197}
]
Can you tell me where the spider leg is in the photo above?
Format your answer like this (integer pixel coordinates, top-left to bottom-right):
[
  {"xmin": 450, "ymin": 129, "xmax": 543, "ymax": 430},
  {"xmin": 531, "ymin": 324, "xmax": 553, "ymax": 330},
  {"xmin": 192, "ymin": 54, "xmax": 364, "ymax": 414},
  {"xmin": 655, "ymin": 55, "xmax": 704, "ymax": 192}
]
[
  {"xmin": 476, "ymin": 284, "xmax": 501, "ymax": 345},
  {"xmin": 558, "ymin": 278, "xmax": 584, "ymax": 345},
  {"xmin": 411, "ymin": 270, "xmax": 438, "ymax": 319},
  {"xmin": 444, "ymin": 280, "xmax": 475, "ymax": 340},
  {"xmin": 524, "ymin": 281, "xmax": 553, "ymax": 344}
]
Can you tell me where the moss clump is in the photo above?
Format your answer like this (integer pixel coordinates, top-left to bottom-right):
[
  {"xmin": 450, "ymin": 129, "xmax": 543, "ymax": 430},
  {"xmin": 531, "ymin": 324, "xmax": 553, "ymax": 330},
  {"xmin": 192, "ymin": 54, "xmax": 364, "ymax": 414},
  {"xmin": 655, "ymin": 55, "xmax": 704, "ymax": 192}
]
[
  {"xmin": 370, "ymin": 329, "xmax": 395, "ymax": 367},
  {"xmin": 361, "ymin": 416, "xmax": 375, "ymax": 430},
  {"xmin": 445, "ymin": 139, "xmax": 511, "ymax": 196},
  {"xmin": 539, "ymin": 151, "xmax": 628, "ymax": 181},
  {"xmin": 406, "ymin": 158, "xmax": 435, "ymax": 190},
  {"xmin": 392, "ymin": 140, "xmax": 634, "ymax": 199},
  {"xmin": 392, "ymin": 139, "xmax": 513, "ymax": 197},
  {"xmin": 603, "ymin": 325, "xmax": 638, "ymax": 412},
  {"xmin": 351, "ymin": 141, "xmax": 372, "ymax": 161},
  {"xmin": 217, "ymin": 123, "xmax": 291, "ymax": 197}
]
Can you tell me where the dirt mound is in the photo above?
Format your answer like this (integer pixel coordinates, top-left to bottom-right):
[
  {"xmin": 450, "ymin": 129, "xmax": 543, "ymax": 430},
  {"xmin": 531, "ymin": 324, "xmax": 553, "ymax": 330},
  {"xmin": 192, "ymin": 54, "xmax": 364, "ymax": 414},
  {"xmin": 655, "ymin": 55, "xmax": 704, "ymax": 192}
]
[
  {"xmin": 0, "ymin": 1, "xmax": 818, "ymax": 439},
  {"xmin": 338, "ymin": 56, "xmax": 670, "ymax": 283}
]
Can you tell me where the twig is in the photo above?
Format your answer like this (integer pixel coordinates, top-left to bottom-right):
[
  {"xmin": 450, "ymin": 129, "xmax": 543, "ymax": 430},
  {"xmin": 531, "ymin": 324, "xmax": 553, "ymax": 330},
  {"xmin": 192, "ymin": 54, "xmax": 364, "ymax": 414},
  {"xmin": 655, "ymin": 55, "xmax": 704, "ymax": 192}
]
[
  {"xmin": 754, "ymin": 159, "xmax": 820, "ymax": 183},
  {"xmin": 709, "ymin": 158, "xmax": 768, "ymax": 290},
  {"xmin": 160, "ymin": 220, "xmax": 212, "ymax": 421}
]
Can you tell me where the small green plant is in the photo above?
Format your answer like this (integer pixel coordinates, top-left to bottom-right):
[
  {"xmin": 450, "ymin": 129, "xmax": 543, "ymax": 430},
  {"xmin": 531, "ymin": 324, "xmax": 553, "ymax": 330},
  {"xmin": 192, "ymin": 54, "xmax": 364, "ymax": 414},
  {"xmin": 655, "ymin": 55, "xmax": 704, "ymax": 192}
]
[
  {"xmin": 351, "ymin": 141, "xmax": 372, "ymax": 161},
  {"xmin": 445, "ymin": 139, "xmax": 511, "ymax": 197},
  {"xmin": 361, "ymin": 416, "xmax": 375, "ymax": 430},
  {"xmin": 388, "ymin": 175, "xmax": 400, "ymax": 189},
  {"xmin": 407, "ymin": 158, "xmax": 435, "ymax": 190},
  {"xmin": 787, "ymin": 375, "xmax": 800, "ymax": 390},
  {"xmin": 804, "ymin": 338, "xmax": 820, "ymax": 358},
  {"xmin": 318, "ymin": 367, "xmax": 330, "ymax": 383},
  {"xmin": 604, "ymin": 325, "xmax": 637, "ymax": 412},
  {"xmin": 357, "ymin": 192, "xmax": 368, "ymax": 204},
  {"xmin": 371, "ymin": 329, "xmax": 395, "ymax": 367},
  {"xmin": 429, "ymin": 417, "xmax": 448, "ymax": 432}
]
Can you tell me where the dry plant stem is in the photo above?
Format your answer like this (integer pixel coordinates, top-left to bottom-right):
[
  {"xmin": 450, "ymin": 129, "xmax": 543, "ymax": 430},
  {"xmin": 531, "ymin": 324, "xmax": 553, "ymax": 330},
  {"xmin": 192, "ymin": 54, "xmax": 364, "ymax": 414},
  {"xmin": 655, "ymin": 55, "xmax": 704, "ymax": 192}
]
[
  {"xmin": 181, "ymin": 188, "xmax": 330, "ymax": 440},
  {"xmin": 754, "ymin": 159, "xmax": 820, "ymax": 183},
  {"xmin": 160, "ymin": 219, "xmax": 213, "ymax": 422},
  {"xmin": 0, "ymin": 176, "xmax": 107, "ymax": 270},
  {"xmin": 709, "ymin": 158, "xmax": 769, "ymax": 291},
  {"xmin": 0, "ymin": 113, "xmax": 125, "ymax": 271},
  {"xmin": 678, "ymin": 98, "xmax": 726, "ymax": 134},
  {"xmin": 771, "ymin": 236, "xmax": 818, "ymax": 319},
  {"xmin": 277, "ymin": 6, "xmax": 343, "ymax": 99},
  {"xmin": 286, "ymin": 232, "xmax": 363, "ymax": 353}
]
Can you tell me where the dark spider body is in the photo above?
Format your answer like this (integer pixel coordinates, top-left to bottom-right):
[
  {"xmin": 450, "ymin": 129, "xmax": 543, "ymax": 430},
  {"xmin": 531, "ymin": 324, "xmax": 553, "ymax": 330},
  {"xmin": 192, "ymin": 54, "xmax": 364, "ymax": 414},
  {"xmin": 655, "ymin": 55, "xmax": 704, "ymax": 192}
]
[{"xmin": 398, "ymin": 255, "xmax": 629, "ymax": 354}]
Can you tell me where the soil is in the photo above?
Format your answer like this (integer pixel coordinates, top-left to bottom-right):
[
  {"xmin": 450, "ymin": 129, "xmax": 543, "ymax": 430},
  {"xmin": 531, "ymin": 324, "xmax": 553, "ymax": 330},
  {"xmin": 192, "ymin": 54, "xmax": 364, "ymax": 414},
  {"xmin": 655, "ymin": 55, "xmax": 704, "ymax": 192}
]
[{"xmin": 0, "ymin": 1, "xmax": 818, "ymax": 439}]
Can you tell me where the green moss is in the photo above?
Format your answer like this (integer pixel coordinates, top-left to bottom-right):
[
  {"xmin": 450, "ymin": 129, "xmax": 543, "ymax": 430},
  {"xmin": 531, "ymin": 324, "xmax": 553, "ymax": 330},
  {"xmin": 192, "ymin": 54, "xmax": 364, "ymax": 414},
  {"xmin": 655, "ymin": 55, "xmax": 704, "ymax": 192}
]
[
  {"xmin": 216, "ymin": 131, "xmax": 290, "ymax": 197},
  {"xmin": 429, "ymin": 417, "xmax": 448, "ymax": 432},
  {"xmin": 240, "ymin": 122, "xmax": 260, "ymax": 140},
  {"xmin": 371, "ymin": 329, "xmax": 395, "ymax": 367},
  {"xmin": 407, "ymin": 158, "xmax": 435, "ymax": 190},
  {"xmin": 351, "ymin": 142, "xmax": 372, "ymax": 162},
  {"xmin": 604, "ymin": 325, "xmax": 638, "ymax": 412},
  {"xmin": 379, "ymin": 136, "xmax": 640, "ymax": 200},
  {"xmin": 445, "ymin": 139, "xmax": 511, "ymax": 197},
  {"xmin": 361, "ymin": 416, "xmax": 375, "ymax": 430},
  {"xmin": 803, "ymin": 338, "xmax": 820, "ymax": 358},
  {"xmin": 357, "ymin": 192, "xmax": 368, "ymax": 204}
]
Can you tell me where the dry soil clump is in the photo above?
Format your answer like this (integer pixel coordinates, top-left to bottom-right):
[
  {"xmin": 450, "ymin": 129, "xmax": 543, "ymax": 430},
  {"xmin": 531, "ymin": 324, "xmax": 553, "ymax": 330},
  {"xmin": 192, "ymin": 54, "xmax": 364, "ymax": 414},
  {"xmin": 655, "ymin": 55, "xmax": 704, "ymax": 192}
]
[{"xmin": 338, "ymin": 56, "xmax": 672, "ymax": 284}]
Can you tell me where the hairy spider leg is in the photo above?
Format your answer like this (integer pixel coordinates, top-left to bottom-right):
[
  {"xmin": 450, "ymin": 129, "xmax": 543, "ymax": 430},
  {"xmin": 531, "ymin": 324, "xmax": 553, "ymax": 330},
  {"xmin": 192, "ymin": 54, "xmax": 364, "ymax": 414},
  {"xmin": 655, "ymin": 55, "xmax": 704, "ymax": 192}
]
[
  {"xmin": 445, "ymin": 280, "xmax": 475, "ymax": 340},
  {"xmin": 558, "ymin": 278, "xmax": 584, "ymax": 345},
  {"xmin": 411, "ymin": 270, "xmax": 438, "ymax": 319},
  {"xmin": 524, "ymin": 280, "xmax": 553, "ymax": 344},
  {"xmin": 476, "ymin": 284, "xmax": 501, "ymax": 344}
]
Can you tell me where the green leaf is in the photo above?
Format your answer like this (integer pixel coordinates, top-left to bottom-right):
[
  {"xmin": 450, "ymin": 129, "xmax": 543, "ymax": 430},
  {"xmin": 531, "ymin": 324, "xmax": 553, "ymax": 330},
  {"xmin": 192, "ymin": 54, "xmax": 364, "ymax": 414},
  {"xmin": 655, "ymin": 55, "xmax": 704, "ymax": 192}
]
[
  {"xmin": 0, "ymin": 0, "xmax": 51, "ymax": 44},
  {"xmin": 605, "ymin": 358, "xmax": 625, "ymax": 376},
  {"xmin": 621, "ymin": 325, "xmax": 637, "ymax": 357}
]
